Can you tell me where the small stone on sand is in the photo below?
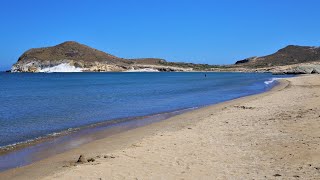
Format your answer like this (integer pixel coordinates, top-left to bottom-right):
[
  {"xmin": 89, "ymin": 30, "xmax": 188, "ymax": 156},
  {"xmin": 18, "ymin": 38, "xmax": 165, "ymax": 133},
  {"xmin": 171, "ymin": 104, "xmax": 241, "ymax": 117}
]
[
  {"xmin": 77, "ymin": 155, "xmax": 87, "ymax": 163},
  {"xmin": 87, "ymin": 158, "xmax": 95, "ymax": 162}
]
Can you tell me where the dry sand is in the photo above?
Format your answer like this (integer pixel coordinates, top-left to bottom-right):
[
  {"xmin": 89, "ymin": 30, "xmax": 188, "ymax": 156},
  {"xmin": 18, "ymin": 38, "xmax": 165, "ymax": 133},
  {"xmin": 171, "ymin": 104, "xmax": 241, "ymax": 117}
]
[{"xmin": 1, "ymin": 75, "xmax": 320, "ymax": 179}]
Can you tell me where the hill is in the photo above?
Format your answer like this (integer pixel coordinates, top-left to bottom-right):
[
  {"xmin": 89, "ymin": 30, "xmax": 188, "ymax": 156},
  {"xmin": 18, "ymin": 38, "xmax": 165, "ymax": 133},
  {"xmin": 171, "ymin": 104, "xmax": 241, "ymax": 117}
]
[
  {"xmin": 235, "ymin": 45, "xmax": 320, "ymax": 68},
  {"xmin": 12, "ymin": 42, "xmax": 320, "ymax": 74},
  {"xmin": 12, "ymin": 41, "xmax": 220, "ymax": 72},
  {"xmin": 12, "ymin": 41, "xmax": 134, "ymax": 72}
]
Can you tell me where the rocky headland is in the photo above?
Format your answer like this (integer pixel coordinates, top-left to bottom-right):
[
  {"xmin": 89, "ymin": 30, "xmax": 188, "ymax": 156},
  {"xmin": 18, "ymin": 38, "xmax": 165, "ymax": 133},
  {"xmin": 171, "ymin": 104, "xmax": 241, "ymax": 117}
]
[
  {"xmin": 11, "ymin": 42, "xmax": 320, "ymax": 74},
  {"xmin": 11, "ymin": 41, "xmax": 213, "ymax": 73},
  {"xmin": 232, "ymin": 45, "xmax": 320, "ymax": 74}
]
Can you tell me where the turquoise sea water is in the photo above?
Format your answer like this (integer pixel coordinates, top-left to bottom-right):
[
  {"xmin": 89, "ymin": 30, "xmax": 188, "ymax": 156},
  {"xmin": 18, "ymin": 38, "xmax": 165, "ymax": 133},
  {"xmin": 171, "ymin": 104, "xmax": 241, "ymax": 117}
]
[{"xmin": 0, "ymin": 72, "xmax": 290, "ymax": 148}]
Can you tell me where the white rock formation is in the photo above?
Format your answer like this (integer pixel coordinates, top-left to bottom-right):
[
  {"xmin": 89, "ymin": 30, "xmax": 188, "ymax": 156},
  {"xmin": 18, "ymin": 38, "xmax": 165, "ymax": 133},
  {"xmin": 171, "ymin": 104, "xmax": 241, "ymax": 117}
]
[{"xmin": 39, "ymin": 63, "xmax": 83, "ymax": 73}]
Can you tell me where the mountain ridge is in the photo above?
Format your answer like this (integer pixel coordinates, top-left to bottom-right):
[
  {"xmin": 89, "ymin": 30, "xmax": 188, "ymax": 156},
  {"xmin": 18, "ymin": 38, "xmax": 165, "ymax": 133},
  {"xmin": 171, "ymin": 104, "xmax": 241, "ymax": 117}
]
[{"xmin": 11, "ymin": 42, "xmax": 320, "ymax": 74}]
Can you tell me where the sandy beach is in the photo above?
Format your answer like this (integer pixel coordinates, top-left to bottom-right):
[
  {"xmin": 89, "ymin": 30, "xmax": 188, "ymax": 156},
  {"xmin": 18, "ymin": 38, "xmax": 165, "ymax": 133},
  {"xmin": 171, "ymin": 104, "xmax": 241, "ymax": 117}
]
[{"xmin": 1, "ymin": 75, "xmax": 320, "ymax": 179}]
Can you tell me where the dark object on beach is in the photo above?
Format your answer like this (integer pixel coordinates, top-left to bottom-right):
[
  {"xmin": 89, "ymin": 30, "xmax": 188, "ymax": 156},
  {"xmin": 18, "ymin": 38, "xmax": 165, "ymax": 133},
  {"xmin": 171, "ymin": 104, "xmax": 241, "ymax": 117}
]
[
  {"xmin": 273, "ymin": 174, "xmax": 282, "ymax": 177},
  {"xmin": 104, "ymin": 155, "xmax": 116, "ymax": 159},
  {"xmin": 234, "ymin": 105, "xmax": 255, "ymax": 110},
  {"xmin": 87, "ymin": 158, "xmax": 95, "ymax": 162},
  {"xmin": 77, "ymin": 155, "xmax": 87, "ymax": 163}
]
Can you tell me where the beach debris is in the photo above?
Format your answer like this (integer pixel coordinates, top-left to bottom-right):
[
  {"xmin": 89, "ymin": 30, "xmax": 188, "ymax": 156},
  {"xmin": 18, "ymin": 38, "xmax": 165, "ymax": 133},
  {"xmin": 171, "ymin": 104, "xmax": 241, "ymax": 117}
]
[
  {"xmin": 104, "ymin": 155, "xmax": 116, "ymax": 159},
  {"xmin": 187, "ymin": 127, "xmax": 192, "ymax": 130},
  {"xmin": 234, "ymin": 105, "xmax": 255, "ymax": 110},
  {"xmin": 293, "ymin": 175, "xmax": 300, "ymax": 178},
  {"xmin": 131, "ymin": 143, "xmax": 142, "ymax": 147},
  {"xmin": 273, "ymin": 174, "xmax": 282, "ymax": 177},
  {"xmin": 87, "ymin": 158, "xmax": 95, "ymax": 162},
  {"xmin": 77, "ymin": 154, "xmax": 87, "ymax": 163}
]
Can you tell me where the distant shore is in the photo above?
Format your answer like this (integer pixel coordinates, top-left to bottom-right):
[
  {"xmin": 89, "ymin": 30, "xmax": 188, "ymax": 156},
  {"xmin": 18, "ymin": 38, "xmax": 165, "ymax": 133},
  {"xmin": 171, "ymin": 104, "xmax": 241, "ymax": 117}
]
[
  {"xmin": 7, "ymin": 61, "xmax": 320, "ymax": 74},
  {"xmin": 10, "ymin": 41, "xmax": 320, "ymax": 74},
  {"xmin": 1, "ymin": 75, "xmax": 320, "ymax": 179}
]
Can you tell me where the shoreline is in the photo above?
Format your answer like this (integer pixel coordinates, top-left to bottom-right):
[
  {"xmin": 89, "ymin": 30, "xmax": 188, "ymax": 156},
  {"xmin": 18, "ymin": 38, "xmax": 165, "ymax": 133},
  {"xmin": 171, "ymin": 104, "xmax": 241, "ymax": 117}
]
[
  {"xmin": 2, "ymin": 75, "xmax": 320, "ymax": 179},
  {"xmin": 0, "ymin": 107, "xmax": 197, "ymax": 172},
  {"xmin": 0, "ymin": 77, "xmax": 289, "ymax": 179},
  {"xmin": 0, "ymin": 107, "xmax": 195, "ymax": 156},
  {"xmin": 0, "ymin": 76, "xmax": 279, "ymax": 170}
]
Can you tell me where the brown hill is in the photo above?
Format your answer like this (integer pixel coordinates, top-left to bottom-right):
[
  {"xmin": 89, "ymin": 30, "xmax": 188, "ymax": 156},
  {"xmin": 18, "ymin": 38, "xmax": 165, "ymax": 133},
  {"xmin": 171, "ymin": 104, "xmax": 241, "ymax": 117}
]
[
  {"xmin": 12, "ymin": 41, "xmax": 172, "ymax": 72},
  {"xmin": 235, "ymin": 45, "xmax": 320, "ymax": 68},
  {"xmin": 12, "ymin": 41, "xmax": 222, "ymax": 72},
  {"xmin": 17, "ymin": 41, "xmax": 128, "ymax": 65}
]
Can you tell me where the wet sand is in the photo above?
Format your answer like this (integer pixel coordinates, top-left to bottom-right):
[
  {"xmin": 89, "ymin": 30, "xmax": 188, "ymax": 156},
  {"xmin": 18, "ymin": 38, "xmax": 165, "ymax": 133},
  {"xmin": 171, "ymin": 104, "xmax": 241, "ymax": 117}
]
[
  {"xmin": 1, "ymin": 75, "xmax": 320, "ymax": 179},
  {"xmin": 0, "ymin": 108, "xmax": 193, "ymax": 171}
]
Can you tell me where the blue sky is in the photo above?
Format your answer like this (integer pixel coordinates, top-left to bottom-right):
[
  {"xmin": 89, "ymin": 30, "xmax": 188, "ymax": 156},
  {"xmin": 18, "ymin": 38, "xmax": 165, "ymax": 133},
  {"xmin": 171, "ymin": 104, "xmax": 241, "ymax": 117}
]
[{"xmin": 1, "ymin": 0, "xmax": 320, "ymax": 70}]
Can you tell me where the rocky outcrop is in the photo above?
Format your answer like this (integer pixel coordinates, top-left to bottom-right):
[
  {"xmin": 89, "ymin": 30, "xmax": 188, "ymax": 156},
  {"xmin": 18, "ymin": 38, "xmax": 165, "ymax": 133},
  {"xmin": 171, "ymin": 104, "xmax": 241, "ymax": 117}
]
[
  {"xmin": 284, "ymin": 64, "xmax": 320, "ymax": 74},
  {"xmin": 231, "ymin": 45, "xmax": 320, "ymax": 74},
  {"xmin": 11, "ymin": 41, "xmax": 212, "ymax": 72},
  {"xmin": 235, "ymin": 45, "xmax": 320, "ymax": 68}
]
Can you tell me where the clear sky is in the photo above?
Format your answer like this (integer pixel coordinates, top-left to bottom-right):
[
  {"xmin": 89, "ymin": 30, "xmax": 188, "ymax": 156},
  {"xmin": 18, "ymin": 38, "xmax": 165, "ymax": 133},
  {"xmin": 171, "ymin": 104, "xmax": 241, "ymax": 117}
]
[{"xmin": 1, "ymin": 0, "xmax": 320, "ymax": 70}]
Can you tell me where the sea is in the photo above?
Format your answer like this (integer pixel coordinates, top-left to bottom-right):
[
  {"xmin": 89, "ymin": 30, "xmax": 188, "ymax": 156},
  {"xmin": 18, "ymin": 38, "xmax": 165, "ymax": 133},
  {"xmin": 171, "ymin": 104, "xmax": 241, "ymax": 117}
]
[{"xmin": 0, "ymin": 72, "xmax": 290, "ymax": 149}]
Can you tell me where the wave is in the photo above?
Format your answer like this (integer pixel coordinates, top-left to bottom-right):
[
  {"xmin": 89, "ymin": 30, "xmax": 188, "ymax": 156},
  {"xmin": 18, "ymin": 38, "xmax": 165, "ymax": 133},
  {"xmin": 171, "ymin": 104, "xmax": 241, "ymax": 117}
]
[
  {"xmin": 264, "ymin": 78, "xmax": 281, "ymax": 85},
  {"xmin": 0, "ymin": 127, "xmax": 80, "ymax": 151}
]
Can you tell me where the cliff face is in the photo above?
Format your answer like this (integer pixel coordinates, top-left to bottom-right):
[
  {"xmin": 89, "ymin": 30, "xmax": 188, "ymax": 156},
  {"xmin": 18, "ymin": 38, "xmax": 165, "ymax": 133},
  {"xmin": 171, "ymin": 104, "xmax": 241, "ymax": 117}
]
[{"xmin": 11, "ymin": 41, "xmax": 190, "ymax": 72}]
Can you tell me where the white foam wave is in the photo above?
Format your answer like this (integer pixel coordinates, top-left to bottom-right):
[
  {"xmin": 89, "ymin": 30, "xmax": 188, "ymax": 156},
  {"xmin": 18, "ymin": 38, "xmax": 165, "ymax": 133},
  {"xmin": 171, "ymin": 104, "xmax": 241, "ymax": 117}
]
[
  {"xmin": 264, "ymin": 78, "xmax": 281, "ymax": 85},
  {"xmin": 39, "ymin": 63, "xmax": 83, "ymax": 73},
  {"xmin": 0, "ymin": 128, "xmax": 79, "ymax": 150}
]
